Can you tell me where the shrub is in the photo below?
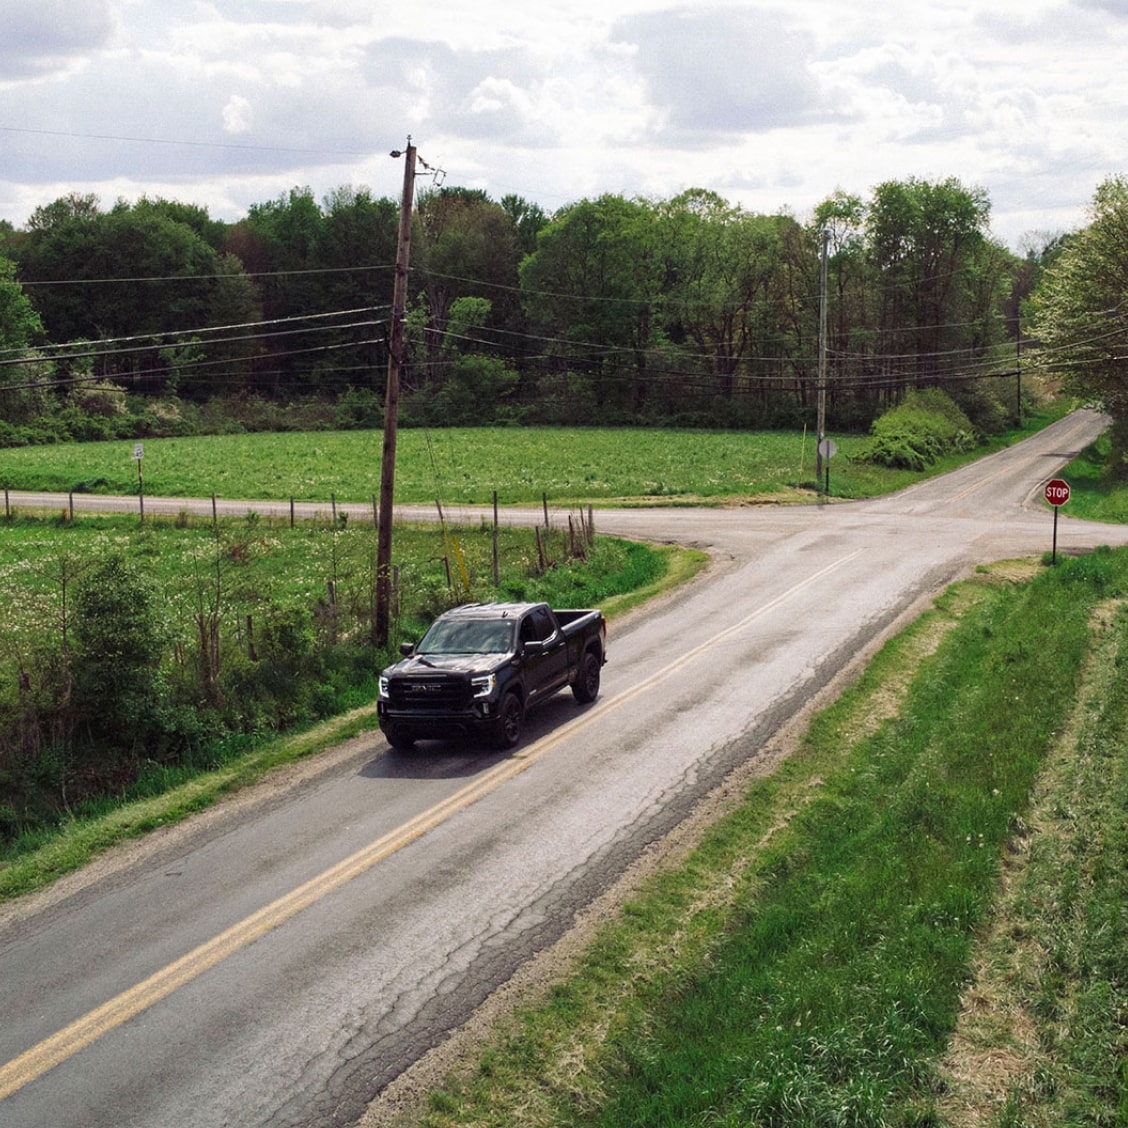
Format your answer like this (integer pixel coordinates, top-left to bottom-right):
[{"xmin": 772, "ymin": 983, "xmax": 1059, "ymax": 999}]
[
  {"xmin": 334, "ymin": 387, "xmax": 383, "ymax": 429},
  {"xmin": 70, "ymin": 555, "xmax": 169, "ymax": 759},
  {"xmin": 865, "ymin": 388, "xmax": 978, "ymax": 470}
]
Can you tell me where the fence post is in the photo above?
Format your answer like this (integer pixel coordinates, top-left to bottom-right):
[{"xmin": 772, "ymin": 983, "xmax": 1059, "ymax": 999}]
[
  {"xmin": 290, "ymin": 496, "xmax": 295, "ymax": 529},
  {"xmin": 542, "ymin": 491, "xmax": 549, "ymax": 529},
  {"xmin": 492, "ymin": 490, "xmax": 500, "ymax": 587},
  {"xmin": 372, "ymin": 493, "xmax": 379, "ymax": 529},
  {"xmin": 535, "ymin": 526, "xmax": 547, "ymax": 573}
]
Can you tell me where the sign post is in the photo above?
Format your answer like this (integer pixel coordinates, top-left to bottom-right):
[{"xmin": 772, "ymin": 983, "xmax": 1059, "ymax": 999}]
[
  {"xmin": 1044, "ymin": 477, "xmax": 1070, "ymax": 564},
  {"xmin": 817, "ymin": 438, "xmax": 837, "ymax": 497},
  {"xmin": 133, "ymin": 442, "xmax": 145, "ymax": 525}
]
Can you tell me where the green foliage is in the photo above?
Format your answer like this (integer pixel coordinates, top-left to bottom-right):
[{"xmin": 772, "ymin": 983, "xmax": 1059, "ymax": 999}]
[
  {"xmin": 0, "ymin": 255, "xmax": 43, "ymax": 350},
  {"xmin": 1031, "ymin": 174, "xmax": 1128, "ymax": 438},
  {"xmin": 4, "ymin": 175, "xmax": 1036, "ymax": 433},
  {"xmin": 865, "ymin": 388, "xmax": 978, "ymax": 470},
  {"xmin": 71, "ymin": 555, "xmax": 170, "ymax": 758}
]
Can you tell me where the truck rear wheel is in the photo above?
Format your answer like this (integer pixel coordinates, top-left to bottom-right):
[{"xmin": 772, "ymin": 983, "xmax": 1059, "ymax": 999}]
[
  {"xmin": 571, "ymin": 651, "xmax": 601, "ymax": 704},
  {"xmin": 491, "ymin": 692, "xmax": 524, "ymax": 749}
]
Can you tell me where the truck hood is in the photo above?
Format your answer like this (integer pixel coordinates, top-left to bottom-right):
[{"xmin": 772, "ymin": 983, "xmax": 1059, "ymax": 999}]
[{"xmin": 387, "ymin": 653, "xmax": 512, "ymax": 677}]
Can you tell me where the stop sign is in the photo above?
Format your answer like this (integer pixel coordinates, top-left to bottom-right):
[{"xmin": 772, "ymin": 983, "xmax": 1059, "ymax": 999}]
[{"xmin": 1045, "ymin": 478, "xmax": 1070, "ymax": 507}]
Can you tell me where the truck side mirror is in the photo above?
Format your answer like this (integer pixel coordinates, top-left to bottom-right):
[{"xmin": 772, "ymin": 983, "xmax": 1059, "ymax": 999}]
[
  {"xmin": 400, "ymin": 641, "xmax": 415, "ymax": 657},
  {"xmin": 522, "ymin": 639, "xmax": 544, "ymax": 655}
]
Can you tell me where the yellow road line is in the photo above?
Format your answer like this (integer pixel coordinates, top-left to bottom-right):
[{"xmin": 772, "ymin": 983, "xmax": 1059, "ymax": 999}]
[{"xmin": 0, "ymin": 547, "xmax": 861, "ymax": 1101}]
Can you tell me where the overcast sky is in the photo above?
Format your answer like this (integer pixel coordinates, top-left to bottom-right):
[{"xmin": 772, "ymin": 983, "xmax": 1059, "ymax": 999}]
[{"xmin": 1, "ymin": 0, "xmax": 1126, "ymax": 251}]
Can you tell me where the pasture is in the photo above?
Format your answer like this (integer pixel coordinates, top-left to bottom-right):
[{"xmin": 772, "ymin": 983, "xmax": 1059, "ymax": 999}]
[{"xmin": 0, "ymin": 420, "xmax": 1057, "ymax": 508}]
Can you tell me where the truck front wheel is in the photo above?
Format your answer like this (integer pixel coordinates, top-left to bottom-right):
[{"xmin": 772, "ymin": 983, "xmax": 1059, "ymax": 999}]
[
  {"xmin": 571, "ymin": 651, "xmax": 601, "ymax": 704},
  {"xmin": 383, "ymin": 723, "xmax": 416, "ymax": 751},
  {"xmin": 491, "ymin": 692, "xmax": 524, "ymax": 749}
]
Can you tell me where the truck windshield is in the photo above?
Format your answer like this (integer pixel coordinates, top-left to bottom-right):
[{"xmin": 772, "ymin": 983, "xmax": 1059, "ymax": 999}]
[{"xmin": 418, "ymin": 619, "xmax": 514, "ymax": 655}]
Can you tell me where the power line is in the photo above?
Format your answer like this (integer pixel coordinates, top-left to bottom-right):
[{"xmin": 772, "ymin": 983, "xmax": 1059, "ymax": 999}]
[
  {"xmin": 16, "ymin": 263, "xmax": 397, "ymax": 287},
  {"xmin": 0, "ymin": 307, "xmax": 391, "ymax": 369}
]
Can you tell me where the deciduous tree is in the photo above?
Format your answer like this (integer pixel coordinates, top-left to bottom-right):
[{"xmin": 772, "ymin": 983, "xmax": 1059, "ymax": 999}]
[{"xmin": 1032, "ymin": 175, "xmax": 1128, "ymax": 465}]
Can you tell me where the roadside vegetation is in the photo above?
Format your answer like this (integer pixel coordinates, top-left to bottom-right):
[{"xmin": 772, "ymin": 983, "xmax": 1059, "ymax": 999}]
[{"xmin": 405, "ymin": 548, "xmax": 1128, "ymax": 1128}]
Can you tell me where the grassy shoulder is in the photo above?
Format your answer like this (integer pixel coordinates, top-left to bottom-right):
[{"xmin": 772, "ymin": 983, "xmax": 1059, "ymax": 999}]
[
  {"xmin": 1051, "ymin": 430, "xmax": 1128, "ymax": 525},
  {"xmin": 0, "ymin": 410, "xmax": 1067, "ymax": 508},
  {"xmin": 400, "ymin": 549, "xmax": 1128, "ymax": 1128}
]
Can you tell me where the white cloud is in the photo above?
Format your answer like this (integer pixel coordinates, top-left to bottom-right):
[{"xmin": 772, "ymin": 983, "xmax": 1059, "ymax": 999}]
[
  {"xmin": 612, "ymin": 7, "xmax": 826, "ymax": 138},
  {"xmin": 222, "ymin": 94, "xmax": 254, "ymax": 134},
  {"xmin": 0, "ymin": 0, "xmax": 117, "ymax": 81},
  {"xmin": 0, "ymin": 0, "xmax": 1126, "ymax": 247}
]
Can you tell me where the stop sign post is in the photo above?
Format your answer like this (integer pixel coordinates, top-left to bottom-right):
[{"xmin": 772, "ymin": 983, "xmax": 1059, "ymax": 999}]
[{"xmin": 1045, "ymin": 477, "xmax": 1070, "ymax": 564}]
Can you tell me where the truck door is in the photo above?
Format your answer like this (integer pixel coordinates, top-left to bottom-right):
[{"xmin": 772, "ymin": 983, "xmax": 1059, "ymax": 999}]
[{"xmin": 519, "ymin": 606, "xmax": 569, "ymax": 701}]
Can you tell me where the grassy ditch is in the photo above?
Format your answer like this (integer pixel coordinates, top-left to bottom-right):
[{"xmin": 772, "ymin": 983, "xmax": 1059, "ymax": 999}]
[{"xmin": 406, "ymin": 549, "xmax": 1128, "ymax": 1128}]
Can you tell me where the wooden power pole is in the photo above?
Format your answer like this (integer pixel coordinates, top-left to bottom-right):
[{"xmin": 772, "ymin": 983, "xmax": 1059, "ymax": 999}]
[{"xmin": 375, "ymin": 140, "xmax": 417, "ymax": 645}]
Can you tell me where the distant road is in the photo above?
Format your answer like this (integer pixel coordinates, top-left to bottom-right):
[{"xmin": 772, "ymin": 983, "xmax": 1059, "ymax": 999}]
[{"xmin": 1, "ymin": 409, "xmax": 1124, "ymax": 1128}]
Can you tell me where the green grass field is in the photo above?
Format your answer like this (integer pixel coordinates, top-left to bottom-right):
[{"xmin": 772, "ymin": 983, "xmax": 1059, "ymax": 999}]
[
  {"xmin": 0, "ymin": 416, "xmax": 1061, "ymax": 507},
  {"xmin": 0, "ymin": 509, "xmax": 702, "ymax": 895}
]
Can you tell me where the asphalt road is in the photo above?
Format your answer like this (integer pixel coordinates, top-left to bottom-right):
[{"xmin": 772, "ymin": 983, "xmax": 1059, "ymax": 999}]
[{"xmin": 1, "ymin": 409, "xmax": 1125, "ymax": 1128}]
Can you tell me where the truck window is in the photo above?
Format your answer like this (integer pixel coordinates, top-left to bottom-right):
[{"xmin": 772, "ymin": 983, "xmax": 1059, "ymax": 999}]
[
  {"xmin": 419, "ymin": 619, "xmax": 514, "ymax": 654},
  {"xmin": 520, "ymin": 607, "xmax": 557, "ymax": 644},
  {"xmin": 532, "ymin": 606, "xmax": 557, "ymax": 639}
]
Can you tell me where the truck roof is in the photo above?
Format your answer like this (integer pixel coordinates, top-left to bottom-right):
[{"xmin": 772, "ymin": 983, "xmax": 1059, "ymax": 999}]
[{"xmin": 436, "ymin": 602, "xmax": 545, "ymax": 621}]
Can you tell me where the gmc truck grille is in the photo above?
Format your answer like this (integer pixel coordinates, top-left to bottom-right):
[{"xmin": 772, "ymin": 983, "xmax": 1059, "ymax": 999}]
[{"xmin": 388, "ymin": 675, "xmax": 472, "ymax": 711}]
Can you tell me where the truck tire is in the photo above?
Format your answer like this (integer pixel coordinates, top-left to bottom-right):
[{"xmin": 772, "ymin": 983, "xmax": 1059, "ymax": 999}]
[
  {"xmin": 383, "ymin": 723, "xmax": 416, "ymax": 751},
  {"xmin": 571, "ymin": 650, "xmax": 601, "ymax": 704},
  {"xmin": 491, "ymin": 692, "xmax": 524, "ymax": 749}
]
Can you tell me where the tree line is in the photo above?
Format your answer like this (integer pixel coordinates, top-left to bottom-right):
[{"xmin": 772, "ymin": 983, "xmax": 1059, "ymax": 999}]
[{"xmin": 0, "ymin": 173, "xmax": 1079, "ymax": 441}]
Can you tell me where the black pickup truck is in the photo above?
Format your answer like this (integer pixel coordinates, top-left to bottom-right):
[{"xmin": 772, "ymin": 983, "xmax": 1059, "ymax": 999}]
[{"xmin": 377, "ymin": 601, "xmax": 607, "ymax": 750}]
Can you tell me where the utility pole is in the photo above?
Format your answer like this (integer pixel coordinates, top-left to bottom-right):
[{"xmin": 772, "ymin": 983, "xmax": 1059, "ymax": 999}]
[
  {"xmin": 375, "ymin": 139, "xmax": 417, "ymax": 645},
  {"xmin": 1015, "ymin": 316, "xmax": 1023, "ymax": 426},
  {"xmin": 815, "ymin": 228, "xmax": 829, "ymax": 490}
]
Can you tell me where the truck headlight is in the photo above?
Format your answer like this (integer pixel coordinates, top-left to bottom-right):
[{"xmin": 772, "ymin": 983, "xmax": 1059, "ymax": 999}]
[
  {"xmin": 471, "ymin": 673, "xmax": 496, "ymax": 699},
  {"xmin": 379, "ymin": 674, "xmax": 390, "ymax": 699}
]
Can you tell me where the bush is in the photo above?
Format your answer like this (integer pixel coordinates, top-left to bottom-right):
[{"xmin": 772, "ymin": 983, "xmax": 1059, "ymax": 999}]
[
  {"xmin": 334, "ymin": 387, "xmax": 383, "ymax": 429},
  {"xmin": 71, "ymin": 555, "xmax": 169, "ymax": 758},
  {"xmin": 865, "ymin": 388, "xmax": 978, "ymax": 470}
]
